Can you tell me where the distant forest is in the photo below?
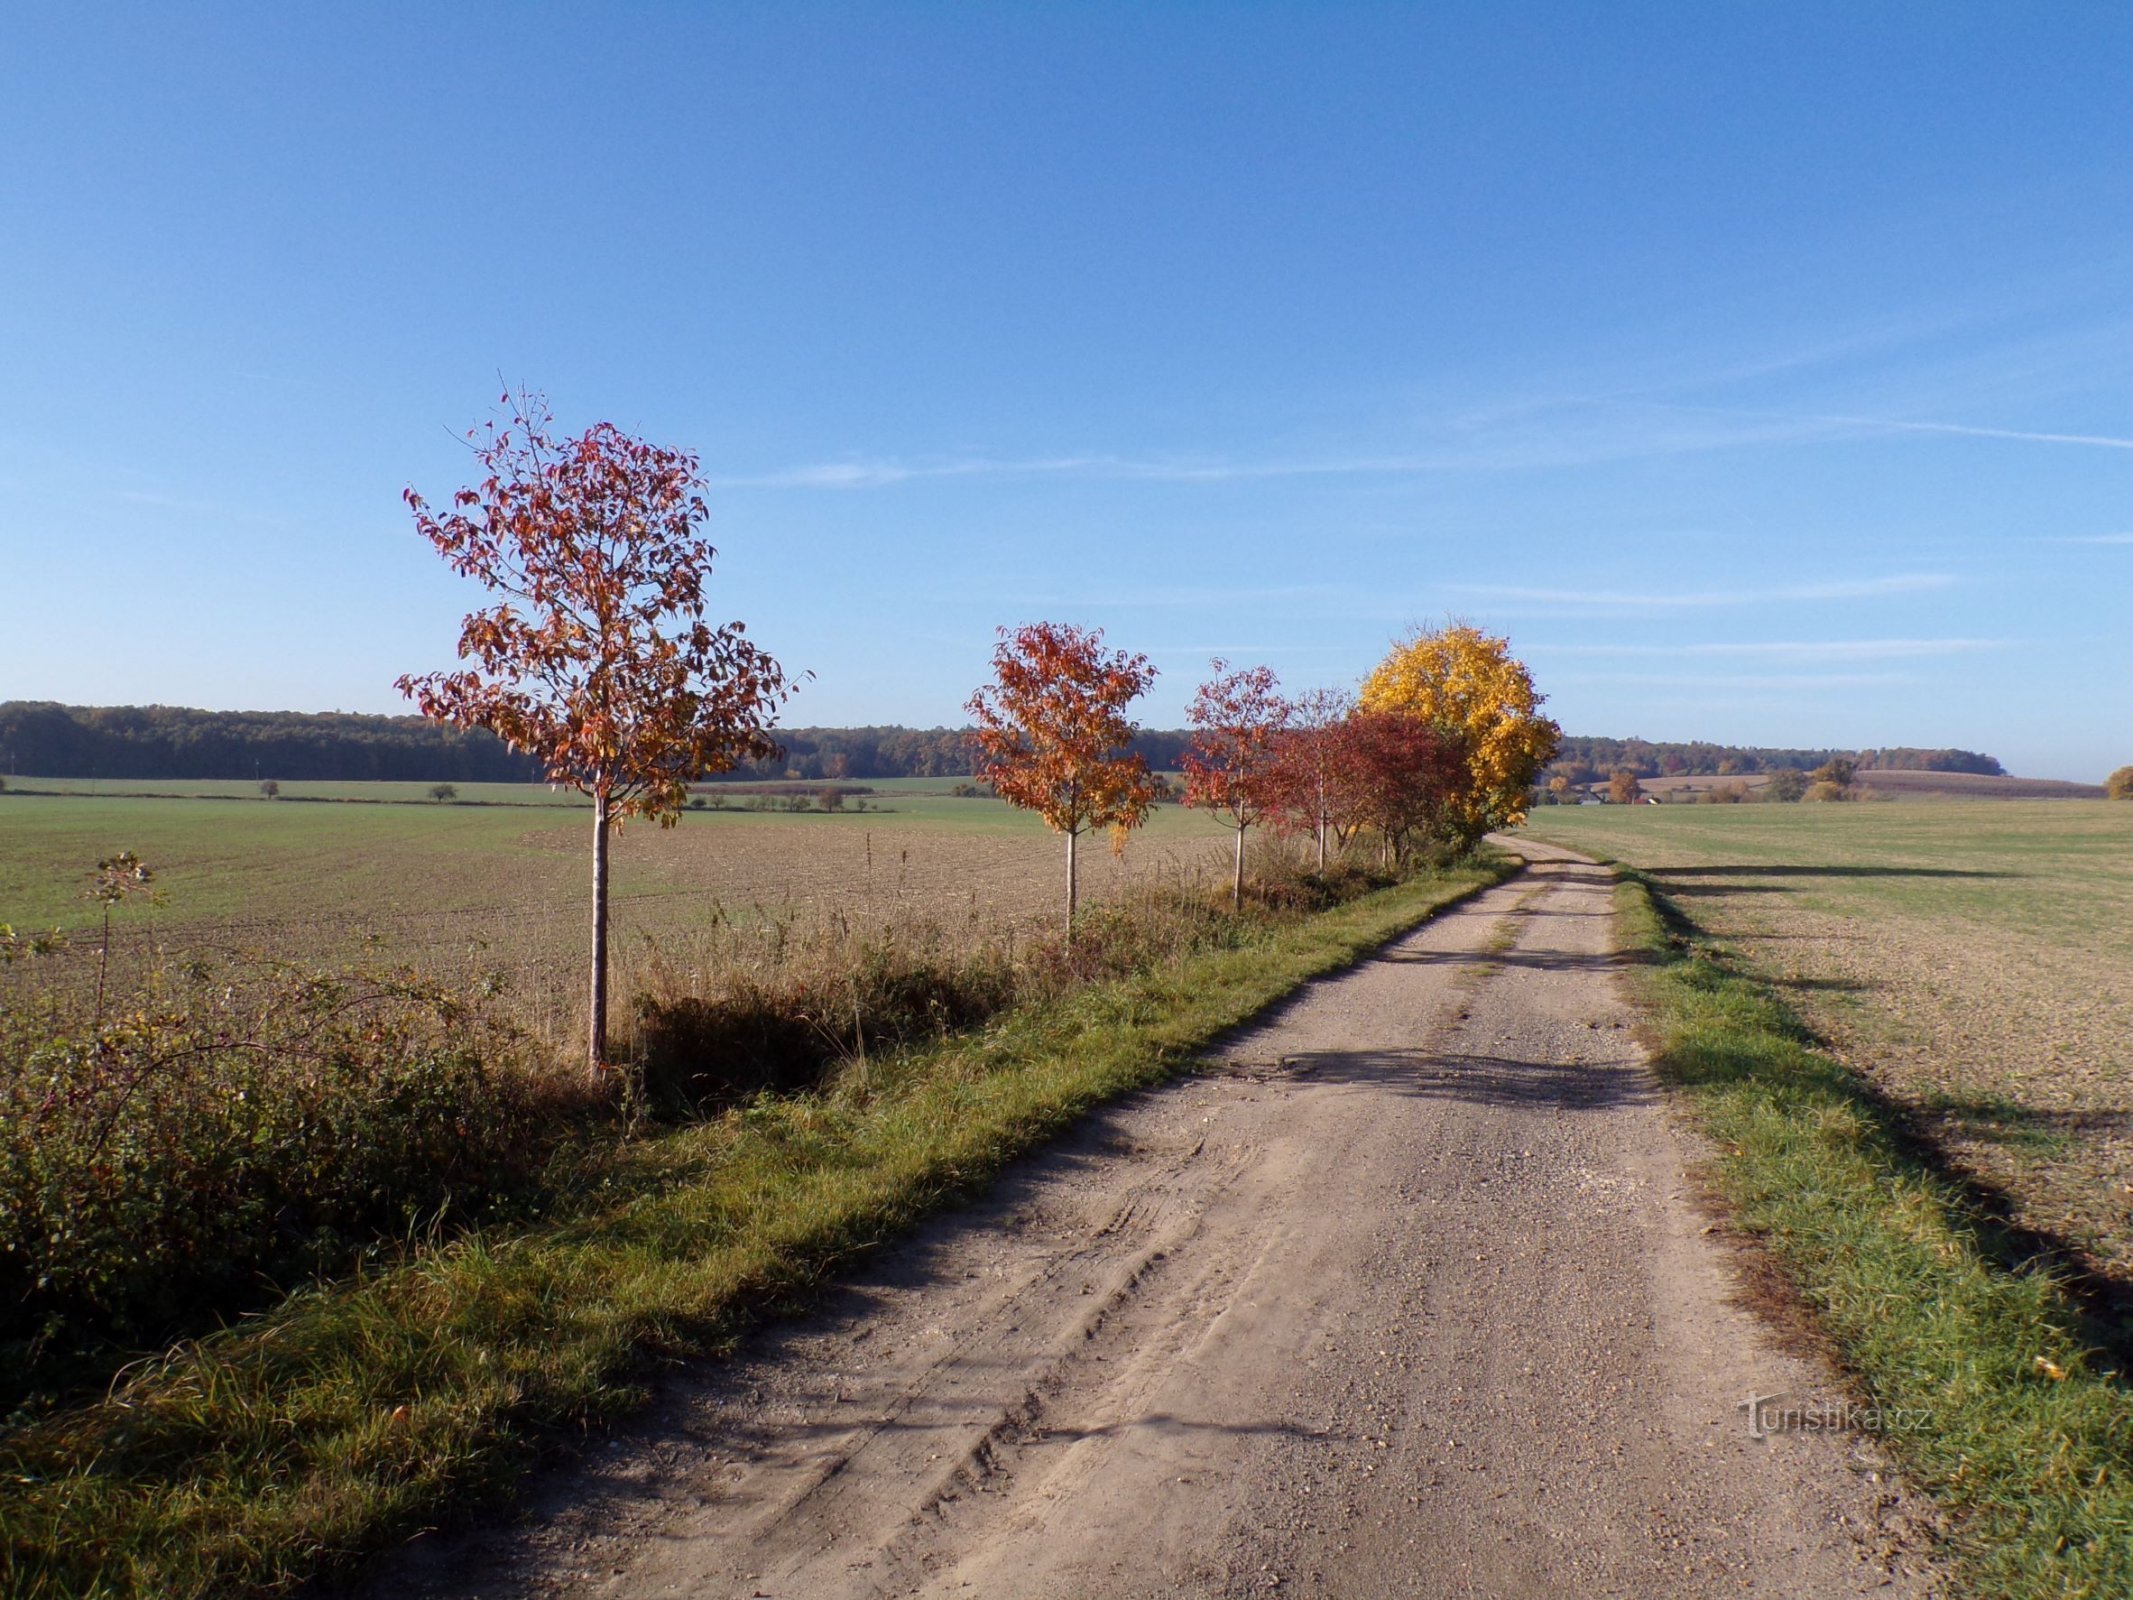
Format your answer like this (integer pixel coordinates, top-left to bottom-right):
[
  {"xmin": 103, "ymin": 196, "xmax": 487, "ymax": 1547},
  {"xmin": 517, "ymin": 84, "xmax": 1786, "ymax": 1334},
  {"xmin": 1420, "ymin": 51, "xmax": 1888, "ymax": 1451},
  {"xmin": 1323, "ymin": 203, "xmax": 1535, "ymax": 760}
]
[
  {"xmin": 0, "ymin": 703, "xmax": 2001, "ymax": 785},
  {"xmin": 1544, "ymin": 736, "xmax": 2004, "ymax": 783}
]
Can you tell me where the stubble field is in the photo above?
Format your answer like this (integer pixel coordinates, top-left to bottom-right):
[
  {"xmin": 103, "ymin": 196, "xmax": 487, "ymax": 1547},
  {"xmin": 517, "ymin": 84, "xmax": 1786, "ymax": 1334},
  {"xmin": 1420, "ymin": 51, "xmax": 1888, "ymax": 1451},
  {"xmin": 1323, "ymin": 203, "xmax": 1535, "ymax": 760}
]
[
  {"xmin": 0, "ymin": 782, "xmax": 1236, "ymax": 1041},
  {"xmin": 1523, "ymin": 800, "xmax": 2133, "ymax": 1288}
]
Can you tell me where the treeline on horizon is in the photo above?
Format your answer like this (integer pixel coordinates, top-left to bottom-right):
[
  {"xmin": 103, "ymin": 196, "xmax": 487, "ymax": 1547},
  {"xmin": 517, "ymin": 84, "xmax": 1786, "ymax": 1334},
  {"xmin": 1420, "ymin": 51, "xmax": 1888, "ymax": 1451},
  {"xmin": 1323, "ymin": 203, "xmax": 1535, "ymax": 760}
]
[
  {"xmin": 1546, "ymin": 736, "xmax": 2004, "ymax": 782},
  {"xmin": 0, "ymin": 702, "xmax": 2003, "ymax": 785}
]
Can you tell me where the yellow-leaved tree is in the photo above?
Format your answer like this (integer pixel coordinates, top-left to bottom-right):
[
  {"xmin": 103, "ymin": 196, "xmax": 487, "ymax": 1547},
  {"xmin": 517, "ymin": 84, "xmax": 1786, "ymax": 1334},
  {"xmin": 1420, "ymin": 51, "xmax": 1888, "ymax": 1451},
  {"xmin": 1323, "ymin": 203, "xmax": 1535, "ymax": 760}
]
[{"xmin": 1357, "ymin": 623, "xmax": 1560, "ymax": 847}]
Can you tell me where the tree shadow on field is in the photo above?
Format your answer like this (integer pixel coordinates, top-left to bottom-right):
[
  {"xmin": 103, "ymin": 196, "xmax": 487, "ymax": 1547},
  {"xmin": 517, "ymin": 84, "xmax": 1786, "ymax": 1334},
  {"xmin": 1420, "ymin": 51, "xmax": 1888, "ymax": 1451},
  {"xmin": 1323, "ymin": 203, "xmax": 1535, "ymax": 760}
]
[
  {"xmin": 1772, "ymin": 974, "xmax": 1874, "ymax": 995},
  {"xmin": 1636, "ymin": 879, "xmax": 2133, "ymax": 1378},
  {"xmin": 1654, "ymin": 863, "xmax": 2016, "ymax": 880}
]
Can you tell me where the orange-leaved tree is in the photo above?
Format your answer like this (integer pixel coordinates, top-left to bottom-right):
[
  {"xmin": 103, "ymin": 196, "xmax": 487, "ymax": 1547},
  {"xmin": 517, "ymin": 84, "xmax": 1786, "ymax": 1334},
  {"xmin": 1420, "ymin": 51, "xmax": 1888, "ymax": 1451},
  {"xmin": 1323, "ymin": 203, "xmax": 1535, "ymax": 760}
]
[
  {"xmin": 1357, "ymin": 622, "xmax": 1559, "ymax": 847},
  {"xmin": 966, "ymin": 622, "xmax": 1159, "ymax": 937},
  {"xmin": 397, "ymin": 392, "xmax": 800, "ymax": 1077},
  {"xmin": 1182, "ymin": 660, "xmax": 1290, "ymax": 908}
]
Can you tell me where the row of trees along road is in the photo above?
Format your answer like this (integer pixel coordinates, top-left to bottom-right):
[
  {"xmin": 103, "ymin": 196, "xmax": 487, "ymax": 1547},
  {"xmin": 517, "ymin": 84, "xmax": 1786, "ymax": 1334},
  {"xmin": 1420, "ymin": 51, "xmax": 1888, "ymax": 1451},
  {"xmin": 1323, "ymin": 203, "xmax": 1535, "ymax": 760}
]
[
  {"xmin": 964, "ymin": 625, "xmax": 1559, "ymax": 920},
  {"xmin": 401, "ymin": 398, "xmax": 1559, "ymax": 1078}
]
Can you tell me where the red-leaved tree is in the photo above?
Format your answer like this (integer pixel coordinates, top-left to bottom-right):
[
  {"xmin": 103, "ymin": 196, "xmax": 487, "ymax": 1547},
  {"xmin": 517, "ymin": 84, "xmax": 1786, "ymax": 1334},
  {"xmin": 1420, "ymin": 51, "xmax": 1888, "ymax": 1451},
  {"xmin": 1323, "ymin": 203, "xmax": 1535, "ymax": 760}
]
[
  {"xmin": 966, "ymin": 623, "xmax": 1159, "ymax": 937},
  {"xmin": 1338, "ymin": 710, "xmax": 1469, "ymax": 868},
  {"xmin": 398, "ymin": 392, "xmax": 800, "ymax": 1076},
  {"xmin": 1182, "ymin": 660, "xmax": 1290, "ymax": 908},
  {"xmin": 1263, "ymin": 686, "xmax": 1354, "ymax": 871}
]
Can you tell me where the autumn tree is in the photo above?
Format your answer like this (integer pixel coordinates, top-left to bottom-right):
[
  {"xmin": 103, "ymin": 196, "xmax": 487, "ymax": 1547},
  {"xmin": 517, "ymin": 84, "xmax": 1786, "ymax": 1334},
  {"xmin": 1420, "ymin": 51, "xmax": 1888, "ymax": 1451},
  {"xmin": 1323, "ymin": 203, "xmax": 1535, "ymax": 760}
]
[
  {"xmin": 398, "ymin": 393, "xmax": 798, "ymax": 1076},
  {"xmin": 1340, "ymin": 711, "xmax": 1469, "ymax": 868},
  {"xmin": 1264, "ymin": 687, "xmax": 1355, "ymax": 870},
  {"xmin": 2108, "ymin": 766, "xmax": 2133, "ymax": 800},
  {"xmin": 1607, "ymin": 768, "xmax": 1643, "ymax": 805},
  {"xmin": 1182, "ymin": 660, "xmax": 1291, "ymax": 908},
  {"xmin": 966, "ymin": 622, "xmax": 1159, "ymax": 935},
  {"xmin": 1810, "ymin": 757, "xmax": 1858, "ymax": 799},
  {"xmin": 1358, "ymin": 622, "xmax": 1560, "ymax": 847}
]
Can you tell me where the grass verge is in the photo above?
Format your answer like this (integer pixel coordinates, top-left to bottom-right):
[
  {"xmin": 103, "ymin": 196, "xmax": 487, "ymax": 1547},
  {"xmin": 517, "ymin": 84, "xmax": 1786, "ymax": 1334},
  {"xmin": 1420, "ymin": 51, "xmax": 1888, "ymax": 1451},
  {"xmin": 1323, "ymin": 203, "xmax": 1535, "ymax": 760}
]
[
  {"xmin": 1613, "ymin": 866, "xmax": 2133, "ymax": 1598},
  {"xmin": 0, "ymin": 856, "xmax": 1513, "ymax": 1599}
]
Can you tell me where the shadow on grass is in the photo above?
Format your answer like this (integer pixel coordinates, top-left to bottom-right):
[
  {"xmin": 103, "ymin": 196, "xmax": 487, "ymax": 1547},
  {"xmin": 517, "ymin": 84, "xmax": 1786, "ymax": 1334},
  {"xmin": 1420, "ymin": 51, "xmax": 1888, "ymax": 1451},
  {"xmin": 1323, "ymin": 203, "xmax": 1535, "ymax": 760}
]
[
  {"xmin": 1773, "ymin": 974, "xmax": 1874, "ymax": 994},
  {"xmin": 1654, "ymin": 863, "xmax": 2016, "ymax": 880},
  {"xmin": 1918, "ymin": 1094, "xmax": 2132, "ymax": 1155},
  {"xmin": 1639, "ymin": 879, "xmax": 2133, "ymax": 1362}
]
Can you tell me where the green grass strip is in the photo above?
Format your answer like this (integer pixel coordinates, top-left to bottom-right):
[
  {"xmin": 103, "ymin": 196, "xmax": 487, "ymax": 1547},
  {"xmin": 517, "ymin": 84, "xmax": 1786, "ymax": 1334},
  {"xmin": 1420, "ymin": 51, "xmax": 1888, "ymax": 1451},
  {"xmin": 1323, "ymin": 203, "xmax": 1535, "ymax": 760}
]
[
  {"xmin": 0, "ymin": 860, "xmax": 1513, "ymax": 1600},
  {"xmin": 1612, "ymin": 867, "xmax": 2133, "ymax": 1598}
]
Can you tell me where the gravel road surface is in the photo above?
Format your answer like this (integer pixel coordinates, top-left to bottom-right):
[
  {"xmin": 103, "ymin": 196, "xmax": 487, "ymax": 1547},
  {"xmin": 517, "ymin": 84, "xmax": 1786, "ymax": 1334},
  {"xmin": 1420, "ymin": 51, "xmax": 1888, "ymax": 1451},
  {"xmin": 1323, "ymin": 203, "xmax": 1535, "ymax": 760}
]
[{"xmin": 355, "ymin": 844, "xmax": 1942, "ymax": 1599}]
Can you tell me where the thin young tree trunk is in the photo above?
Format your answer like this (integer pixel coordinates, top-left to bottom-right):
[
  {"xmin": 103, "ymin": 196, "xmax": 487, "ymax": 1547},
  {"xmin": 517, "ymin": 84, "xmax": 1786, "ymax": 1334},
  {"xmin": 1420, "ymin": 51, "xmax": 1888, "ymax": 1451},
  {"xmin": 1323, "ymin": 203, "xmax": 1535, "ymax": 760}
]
[
  {"xmin": 1232, "ymin": 822, "xmax": 1245, "ymax": 910},
  {"xmin": 1065, "ymin": 825, "xmax": 1079, "ymax": 939},
  {"xmin": 1316, "ymin": 777, "xmax": 1327, "ymax": 872},
  {"xmin": 589, "ymin": 789, "xmax": 610, "ymax": 1079},
  {"xmin": 94, "ymin": 905, "xmax": 111, "ymax": 1030}
]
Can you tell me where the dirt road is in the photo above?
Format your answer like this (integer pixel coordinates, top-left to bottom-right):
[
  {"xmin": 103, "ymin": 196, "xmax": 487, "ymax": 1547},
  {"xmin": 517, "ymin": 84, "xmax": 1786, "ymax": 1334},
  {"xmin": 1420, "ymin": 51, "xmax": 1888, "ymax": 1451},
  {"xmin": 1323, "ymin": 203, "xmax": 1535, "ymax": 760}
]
[{"xmin": 361, "ymin": 845, "xmax": 1941, "ymax": 1599}]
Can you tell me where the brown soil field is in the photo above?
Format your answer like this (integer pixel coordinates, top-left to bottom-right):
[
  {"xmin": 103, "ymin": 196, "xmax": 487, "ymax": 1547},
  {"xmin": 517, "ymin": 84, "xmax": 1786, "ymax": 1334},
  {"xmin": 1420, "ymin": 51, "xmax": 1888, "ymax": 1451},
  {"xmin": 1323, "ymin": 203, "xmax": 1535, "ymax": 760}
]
[
  {"xmin": 1854, "ymin": 769, "xmax": 2107, "ymax": 800},
  {"xmin": 1526, "ymin": 803, "xmax": 2133, "ymax": 1294}
]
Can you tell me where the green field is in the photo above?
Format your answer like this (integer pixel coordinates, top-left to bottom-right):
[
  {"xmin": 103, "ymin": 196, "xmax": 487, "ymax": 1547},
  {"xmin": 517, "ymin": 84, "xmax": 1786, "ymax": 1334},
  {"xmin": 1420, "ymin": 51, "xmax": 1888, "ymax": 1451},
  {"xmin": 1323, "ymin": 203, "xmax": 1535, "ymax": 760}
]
[
  {"xmin": 0, "ymin": 785, "xmax": 1236, "ymax": 1038},
  {"xmin": 1523, "ymin": 800, "xmax": 2133, "ymax": 1280}
]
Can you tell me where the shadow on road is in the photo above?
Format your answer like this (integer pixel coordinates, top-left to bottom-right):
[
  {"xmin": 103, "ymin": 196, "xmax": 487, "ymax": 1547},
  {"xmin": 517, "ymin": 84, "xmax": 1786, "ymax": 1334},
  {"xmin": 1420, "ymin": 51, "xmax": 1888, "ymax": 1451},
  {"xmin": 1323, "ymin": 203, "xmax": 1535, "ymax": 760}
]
[{"xmin": 1237, "ymin": 1049, "xmax": 1654, "ymax": 1112}]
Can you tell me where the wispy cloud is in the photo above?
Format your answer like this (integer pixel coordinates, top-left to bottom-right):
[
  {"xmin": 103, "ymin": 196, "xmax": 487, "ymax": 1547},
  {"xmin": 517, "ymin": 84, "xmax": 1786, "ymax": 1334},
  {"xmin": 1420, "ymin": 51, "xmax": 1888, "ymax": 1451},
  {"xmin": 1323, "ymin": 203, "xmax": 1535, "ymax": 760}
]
[
  {"xmin": 1578, "ymin": 671, "xmax": 1919, "ymax": 690},
  {"xmin": 1531, "ymin": 637, "xmax": 2001, "ymax": 662},
  {"xmin": 2048, "ymin": 532, "xmax": 2133, "ymax": 545},
  {"xmin": 706, "ymin": 451, "xmax": 1449, "ymax": 490},
  {"xmin": 1805, "ymin": 414, "xmax": 2133, "ymax": 451},
  {"xmin": 1452, "ymin": 573, "xmax": 1955, "ymax": 609},
  {"xmin": 1655, "ymin": 401, "xmax": 2133, "ymax": 453},
  {"xmin": 113, "ymin": 488, "xmax": 292, "ymax": 527}
]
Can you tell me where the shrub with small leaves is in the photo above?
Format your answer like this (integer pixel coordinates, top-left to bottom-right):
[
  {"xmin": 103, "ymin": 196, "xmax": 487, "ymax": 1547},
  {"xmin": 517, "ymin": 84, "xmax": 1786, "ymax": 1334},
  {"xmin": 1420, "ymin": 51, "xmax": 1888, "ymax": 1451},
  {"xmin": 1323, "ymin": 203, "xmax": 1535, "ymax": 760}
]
[{"xmin": 0, "ymin": 961, "xmax": 571, "ymax": 1408}]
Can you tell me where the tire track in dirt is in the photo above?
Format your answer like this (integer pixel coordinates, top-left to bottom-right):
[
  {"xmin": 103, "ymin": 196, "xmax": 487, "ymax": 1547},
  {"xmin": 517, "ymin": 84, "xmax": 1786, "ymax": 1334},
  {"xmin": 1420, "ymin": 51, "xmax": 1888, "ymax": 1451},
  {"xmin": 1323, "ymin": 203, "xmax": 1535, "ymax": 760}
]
[{"xmin": 350, "ymin": 845, "xmax": 1943, "ymax": 1599}]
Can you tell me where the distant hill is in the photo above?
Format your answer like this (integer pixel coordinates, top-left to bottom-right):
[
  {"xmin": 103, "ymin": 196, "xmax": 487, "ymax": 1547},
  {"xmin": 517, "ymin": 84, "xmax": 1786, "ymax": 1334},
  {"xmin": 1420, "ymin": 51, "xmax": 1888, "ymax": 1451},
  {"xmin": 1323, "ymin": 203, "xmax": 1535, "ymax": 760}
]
[{"xmin": 0, "ymin": 702, "xmax": 2014, "ymax": 789}]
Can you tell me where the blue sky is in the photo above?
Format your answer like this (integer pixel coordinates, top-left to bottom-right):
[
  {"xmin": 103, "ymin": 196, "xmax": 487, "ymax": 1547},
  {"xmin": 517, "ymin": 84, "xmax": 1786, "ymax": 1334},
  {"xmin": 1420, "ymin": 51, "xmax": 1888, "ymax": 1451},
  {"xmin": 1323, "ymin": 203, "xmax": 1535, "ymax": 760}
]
[{"xmin": 2, "ymin": 4, "xmax": 2127, "ymax": 778}]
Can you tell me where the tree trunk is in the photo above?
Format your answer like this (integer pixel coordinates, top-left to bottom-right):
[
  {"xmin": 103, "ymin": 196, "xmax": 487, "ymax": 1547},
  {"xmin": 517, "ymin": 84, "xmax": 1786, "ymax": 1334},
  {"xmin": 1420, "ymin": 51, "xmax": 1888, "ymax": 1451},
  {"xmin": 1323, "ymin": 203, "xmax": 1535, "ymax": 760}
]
[
  {"xmin": 1232, "ymin": 822, "xmax": 1245, "ymax": 910},
  {"xmin": 1315, "ymin": 774, "xmax": 1328, "ymax": 871},
  {"xmin": 589, "ymin": 789, "xmax": 610, "ymax": 1079},
  {"xmin": 1065, "ymin": 825, "xmax": 1079, "ymax": 940}
]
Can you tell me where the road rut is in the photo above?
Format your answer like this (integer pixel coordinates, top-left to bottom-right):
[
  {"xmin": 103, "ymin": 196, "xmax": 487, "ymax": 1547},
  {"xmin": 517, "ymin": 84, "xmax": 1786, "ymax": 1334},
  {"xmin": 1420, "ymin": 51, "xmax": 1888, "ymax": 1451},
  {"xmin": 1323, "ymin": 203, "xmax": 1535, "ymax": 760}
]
[{"xmin": 357, "ymin": 844, "xmax": 1941, "ymax": 1599}]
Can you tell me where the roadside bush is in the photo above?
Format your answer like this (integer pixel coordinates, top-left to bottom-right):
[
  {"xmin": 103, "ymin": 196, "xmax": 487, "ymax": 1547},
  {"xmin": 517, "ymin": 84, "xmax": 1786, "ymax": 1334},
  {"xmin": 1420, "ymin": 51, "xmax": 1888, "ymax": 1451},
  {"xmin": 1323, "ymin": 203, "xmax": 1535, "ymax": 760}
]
[
  {"xmin": 633, "ymin": 931, "xmax": 1016, "ymax": 1113},
  {"xmin": 0, "ymin": 965, "xmax": 572, "ymax": 1409},
  {"xmin": 631, "ymin": 840, "xmax": 1422, "ymax": 1113}
]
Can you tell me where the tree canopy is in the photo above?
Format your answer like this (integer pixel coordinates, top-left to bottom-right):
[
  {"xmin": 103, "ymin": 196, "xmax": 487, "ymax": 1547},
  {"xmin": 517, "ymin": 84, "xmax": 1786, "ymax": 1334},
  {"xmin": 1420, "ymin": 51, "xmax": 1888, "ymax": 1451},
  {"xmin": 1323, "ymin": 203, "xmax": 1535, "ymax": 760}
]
[
  {"xmin": 1358, "ymin": 623, "xmax": 1560, "ymax": 844},
  {"xmin": 966, "ymin": 622, "xmax": 1159, "ymax": 931}
]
